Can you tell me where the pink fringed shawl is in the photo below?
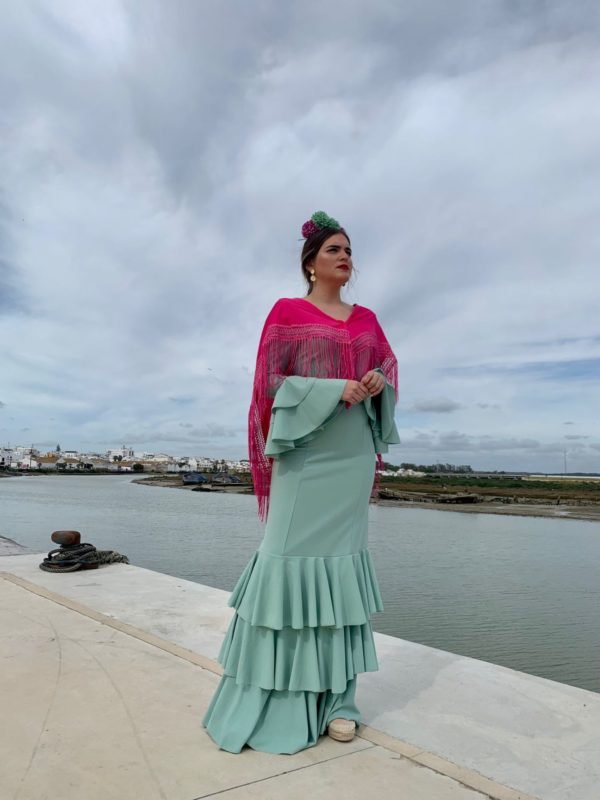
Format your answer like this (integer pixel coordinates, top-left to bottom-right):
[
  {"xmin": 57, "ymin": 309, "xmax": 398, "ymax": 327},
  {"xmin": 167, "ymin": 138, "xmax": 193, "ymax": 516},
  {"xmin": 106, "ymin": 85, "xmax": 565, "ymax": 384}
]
[{"xmin": 248, "ymin": 297, "xmax": 399, "ymax": 521}]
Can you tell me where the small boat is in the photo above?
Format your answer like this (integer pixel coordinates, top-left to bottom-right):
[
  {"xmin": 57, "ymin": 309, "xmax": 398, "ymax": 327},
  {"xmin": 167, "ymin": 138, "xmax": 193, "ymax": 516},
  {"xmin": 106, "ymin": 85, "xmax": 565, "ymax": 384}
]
[
  {"xmin": 192, "ymin": 482, "xmax": 253, "ymax": 494},
  {"xmin": 377, "ymin": 488, "xmax": 482, "ymax": 504},
  {"xmin": 435, "ymin": 493, "xmax": 482, "ymax": 504},
  {"xmin": 181, "ymin": 471, "xmax": 209, "ymax": 486}
]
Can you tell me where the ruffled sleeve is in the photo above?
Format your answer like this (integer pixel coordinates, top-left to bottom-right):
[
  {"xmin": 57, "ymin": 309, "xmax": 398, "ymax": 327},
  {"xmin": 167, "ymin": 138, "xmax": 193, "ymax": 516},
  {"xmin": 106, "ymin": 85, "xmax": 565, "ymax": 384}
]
[
  {"xmin": 265, "ymin": 369, "xmax": 400, "ymax": 458},
  {"xmin": 264, "ymin": 377, "xmax": 347, "ymax": 456},
  {"xmin": 363, "ymin": 368, "xmax": 401, "ymax": 453}
]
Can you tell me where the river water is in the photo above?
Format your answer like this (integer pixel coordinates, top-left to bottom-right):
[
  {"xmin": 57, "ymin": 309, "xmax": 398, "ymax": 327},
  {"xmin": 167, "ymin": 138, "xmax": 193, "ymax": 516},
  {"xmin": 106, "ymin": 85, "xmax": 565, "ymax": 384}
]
[{"xmin": 2, "ymin": 474, "xmax": 599, "ymax": 693}]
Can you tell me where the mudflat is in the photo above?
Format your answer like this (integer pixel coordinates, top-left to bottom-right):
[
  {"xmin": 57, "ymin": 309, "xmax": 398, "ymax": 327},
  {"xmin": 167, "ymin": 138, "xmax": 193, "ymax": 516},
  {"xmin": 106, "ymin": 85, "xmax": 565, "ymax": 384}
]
[{"xmin": 377, "ymin": 498, "xmax": 600, "ymax": 522}]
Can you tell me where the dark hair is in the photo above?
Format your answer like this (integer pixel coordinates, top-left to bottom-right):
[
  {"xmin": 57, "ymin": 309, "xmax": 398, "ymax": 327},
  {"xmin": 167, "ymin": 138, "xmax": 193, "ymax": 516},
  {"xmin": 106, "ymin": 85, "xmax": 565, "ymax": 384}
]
[{"xmin": 300, "ymin": 227, "xmax": 352, "ymax": 295}]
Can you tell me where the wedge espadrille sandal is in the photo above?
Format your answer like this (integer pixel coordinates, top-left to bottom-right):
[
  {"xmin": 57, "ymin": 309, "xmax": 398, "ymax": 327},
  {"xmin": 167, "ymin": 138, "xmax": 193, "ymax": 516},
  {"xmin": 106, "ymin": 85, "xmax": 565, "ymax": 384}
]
[{"xmin": 327, "ymin": 718, "xmax": 356, "ymax": 742}]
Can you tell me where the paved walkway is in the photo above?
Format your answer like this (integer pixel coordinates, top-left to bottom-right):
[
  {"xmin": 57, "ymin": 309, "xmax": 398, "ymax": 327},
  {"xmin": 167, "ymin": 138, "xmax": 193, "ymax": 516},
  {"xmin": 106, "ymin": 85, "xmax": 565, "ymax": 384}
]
[{"xmin": 1, "ymin": 569, "xmax": 533, "ymax": 800}]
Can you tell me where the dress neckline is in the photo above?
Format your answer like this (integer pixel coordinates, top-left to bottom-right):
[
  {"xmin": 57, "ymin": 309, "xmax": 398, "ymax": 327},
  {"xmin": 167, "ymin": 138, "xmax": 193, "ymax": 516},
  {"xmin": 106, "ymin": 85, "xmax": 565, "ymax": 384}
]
[{"xmin": 295, "ymin": 297, "xmax": 358, "ymax": 324}]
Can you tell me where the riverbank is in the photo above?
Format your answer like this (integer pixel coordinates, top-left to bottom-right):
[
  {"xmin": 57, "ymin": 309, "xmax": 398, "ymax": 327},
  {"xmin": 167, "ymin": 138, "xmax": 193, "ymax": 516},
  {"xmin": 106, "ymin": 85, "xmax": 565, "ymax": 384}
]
[
  {"xmin": 133, "ymin": 475, "xmax": 600, "ymax": 521},
  {"xmin": 377, "ymin": 478, "xmax": 600, "ymax": 522},
  {"xmin": 378, "ymin": 498, "xmax": 600, "ymax": 522},
  {"xmin": 132, "ymin": 475, "xmax": 253, "ymax": 493}
]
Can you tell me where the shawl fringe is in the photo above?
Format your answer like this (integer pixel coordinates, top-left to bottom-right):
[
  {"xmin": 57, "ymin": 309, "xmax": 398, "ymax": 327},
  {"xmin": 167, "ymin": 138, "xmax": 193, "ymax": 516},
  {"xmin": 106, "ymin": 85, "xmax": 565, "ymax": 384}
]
[{"xmin": 248, "ymin": 299, "xmax": 398, "ymax": 522}]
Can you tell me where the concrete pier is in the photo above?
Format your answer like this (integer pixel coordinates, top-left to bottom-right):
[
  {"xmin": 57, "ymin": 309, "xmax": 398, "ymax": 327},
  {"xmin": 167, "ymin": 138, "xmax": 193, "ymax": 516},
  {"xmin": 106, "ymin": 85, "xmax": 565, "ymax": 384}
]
[{"xmin": 1, "ymin": 544, "xmax": 598, "ymax": 799}]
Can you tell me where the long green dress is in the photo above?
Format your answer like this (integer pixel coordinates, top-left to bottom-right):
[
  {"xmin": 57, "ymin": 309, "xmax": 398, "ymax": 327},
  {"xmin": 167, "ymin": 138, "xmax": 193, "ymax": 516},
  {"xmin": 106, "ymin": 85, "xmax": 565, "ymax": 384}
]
[{"xmin": 202, "ymin": 368, "xmax": 400, "ymax": 754}]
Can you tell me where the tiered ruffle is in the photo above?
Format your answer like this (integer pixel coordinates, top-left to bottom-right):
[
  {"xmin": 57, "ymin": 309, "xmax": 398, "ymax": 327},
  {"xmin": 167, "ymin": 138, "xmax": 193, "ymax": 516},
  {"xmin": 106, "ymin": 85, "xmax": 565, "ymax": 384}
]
[
  {"xmin": 228, "ymin": 548, "xmax": 383, "ymax": 629},
  {"xmin": 215, "ymin": 546, "xmax": 383, "ymax": 695},
  {"xmin": 218, "ymin": 549, "xmax": 383, "ymax": 693},
  {"xmin": 219, "ymin": 613, "xmax": 378, "ymax": 693}
]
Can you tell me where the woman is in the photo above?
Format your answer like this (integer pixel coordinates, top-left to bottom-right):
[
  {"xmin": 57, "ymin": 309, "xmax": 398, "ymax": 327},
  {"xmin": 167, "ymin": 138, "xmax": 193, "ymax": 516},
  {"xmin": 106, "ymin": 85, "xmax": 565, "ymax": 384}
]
[{"xmin": 202, "ymin": 210, "xmax": 400, "ymax": 754}]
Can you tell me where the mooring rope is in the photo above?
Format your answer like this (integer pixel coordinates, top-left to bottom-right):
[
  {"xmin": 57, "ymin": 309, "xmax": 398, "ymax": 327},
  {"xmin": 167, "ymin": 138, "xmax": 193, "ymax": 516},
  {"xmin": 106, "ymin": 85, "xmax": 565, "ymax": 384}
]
[{"xmin": 39, "ymin": 542, "xmax": 129, "ymax": 572}]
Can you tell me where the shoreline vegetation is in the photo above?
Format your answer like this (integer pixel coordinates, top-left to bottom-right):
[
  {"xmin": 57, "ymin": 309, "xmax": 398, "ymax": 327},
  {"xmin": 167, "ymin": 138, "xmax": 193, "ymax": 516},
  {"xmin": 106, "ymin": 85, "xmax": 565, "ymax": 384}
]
[
  {"xmin": 3, "ymin": 470, "xmax": 600, "ymax": 522},
  {"xmin": 132, "ymin": 473, "xmax": 600, "ymax": 523}
]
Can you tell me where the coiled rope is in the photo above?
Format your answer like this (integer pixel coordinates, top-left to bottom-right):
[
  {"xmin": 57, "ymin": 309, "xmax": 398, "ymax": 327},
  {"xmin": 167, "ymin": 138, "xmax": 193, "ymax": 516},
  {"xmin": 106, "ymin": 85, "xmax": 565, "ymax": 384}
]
[{"xmin": 39, "ymin": 542, "xmax": 129, "ymax": 572}]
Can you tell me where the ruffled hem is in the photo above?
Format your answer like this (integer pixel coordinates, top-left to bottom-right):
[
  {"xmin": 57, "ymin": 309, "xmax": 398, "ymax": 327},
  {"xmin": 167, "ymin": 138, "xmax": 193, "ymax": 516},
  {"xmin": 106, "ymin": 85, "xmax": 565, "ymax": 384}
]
[
  {"xmin": 227, "ymin": 547, "xmax": 384, "ymax": 629},
  {"xmin": 201, "ymin": 674, "xmax": 361, "ymax": 754},
  {"xmin": 218, "ymin": 612, "xmax": 379, "ymax": 693}
]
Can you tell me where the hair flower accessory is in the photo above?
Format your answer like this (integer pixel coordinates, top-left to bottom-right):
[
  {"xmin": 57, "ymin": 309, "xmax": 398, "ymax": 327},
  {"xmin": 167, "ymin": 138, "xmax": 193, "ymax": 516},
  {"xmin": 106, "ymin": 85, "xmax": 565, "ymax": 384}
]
[{"xmin": 301, "ymin": 210, "xmax": 342, "ymax": 239}]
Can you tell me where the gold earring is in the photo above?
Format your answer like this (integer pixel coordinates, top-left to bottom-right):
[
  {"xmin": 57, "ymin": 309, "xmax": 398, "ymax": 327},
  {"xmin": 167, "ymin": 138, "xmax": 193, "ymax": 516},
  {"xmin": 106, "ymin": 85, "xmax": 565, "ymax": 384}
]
[{"xmin": 309, "ymin": 268, "xmax": 316, "ymax": 283}]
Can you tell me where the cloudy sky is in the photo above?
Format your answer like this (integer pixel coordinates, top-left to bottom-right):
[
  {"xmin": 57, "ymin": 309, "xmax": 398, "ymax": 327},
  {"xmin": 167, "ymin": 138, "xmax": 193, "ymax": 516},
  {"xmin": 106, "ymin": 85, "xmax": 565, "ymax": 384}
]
[{"xmin": 1, "ymin": 1, "xmax": 599, "ymax": 473}]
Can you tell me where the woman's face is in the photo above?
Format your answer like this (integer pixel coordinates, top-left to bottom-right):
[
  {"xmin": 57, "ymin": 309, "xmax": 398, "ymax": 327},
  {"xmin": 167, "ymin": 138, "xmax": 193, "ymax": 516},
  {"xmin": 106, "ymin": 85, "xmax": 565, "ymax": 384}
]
[{"xmin": 311, "ymin": 233, "xmax": 353, "ymax": 285}]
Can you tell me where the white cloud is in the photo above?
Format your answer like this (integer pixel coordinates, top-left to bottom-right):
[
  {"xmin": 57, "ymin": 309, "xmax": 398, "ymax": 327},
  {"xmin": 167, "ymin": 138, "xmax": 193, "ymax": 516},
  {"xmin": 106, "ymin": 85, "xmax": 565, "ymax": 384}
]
[{"xmin": 1, "ymin": 1, "xmax": 599, "ymax": 471}]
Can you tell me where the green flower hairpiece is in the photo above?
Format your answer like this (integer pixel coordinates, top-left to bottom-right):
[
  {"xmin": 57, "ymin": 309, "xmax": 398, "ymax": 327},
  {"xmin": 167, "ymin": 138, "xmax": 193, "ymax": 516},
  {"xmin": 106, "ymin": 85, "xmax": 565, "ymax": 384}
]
[
  {"xmin": 311, "ymin": 210, "xmax": 341, "ymax": 229},
  {"xmin": 301, "ymin": 210, "xmax": 342, "ymax": 238}
]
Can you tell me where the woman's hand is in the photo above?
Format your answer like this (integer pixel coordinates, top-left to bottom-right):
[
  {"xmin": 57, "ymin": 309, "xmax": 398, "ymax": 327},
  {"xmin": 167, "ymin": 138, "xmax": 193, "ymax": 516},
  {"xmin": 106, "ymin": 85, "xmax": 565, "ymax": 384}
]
[
  {"xmin": 341, "ymin": 379, "xmax": 370, "ymax": 405},
  {"xmin": 360, "ymin": 370, "xmax": 386, "ymax": 397}
]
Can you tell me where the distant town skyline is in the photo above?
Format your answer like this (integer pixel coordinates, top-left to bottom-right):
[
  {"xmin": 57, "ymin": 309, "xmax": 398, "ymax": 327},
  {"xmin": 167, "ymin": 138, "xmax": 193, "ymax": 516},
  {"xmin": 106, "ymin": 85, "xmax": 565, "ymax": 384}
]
[{"xmin": 2, "ymin": 441, "xmax": 594, "ymax": 478}]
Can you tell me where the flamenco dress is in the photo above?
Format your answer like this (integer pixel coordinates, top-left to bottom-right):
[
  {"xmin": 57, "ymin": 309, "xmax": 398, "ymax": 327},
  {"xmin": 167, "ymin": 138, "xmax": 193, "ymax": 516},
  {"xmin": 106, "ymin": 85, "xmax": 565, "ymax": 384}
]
[{"xmin": 202, "ymin": 298, "xmax": 400, "ymax": 754}]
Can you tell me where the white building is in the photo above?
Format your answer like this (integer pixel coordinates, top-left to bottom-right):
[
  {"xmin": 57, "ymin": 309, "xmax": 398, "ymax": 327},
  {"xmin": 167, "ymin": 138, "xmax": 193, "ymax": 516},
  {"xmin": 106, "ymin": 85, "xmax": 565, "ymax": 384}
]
[
  {"xmin": 0, "ymin": 447, "xmax": 14, "ymax": 469},
  {"xmin": 16, "ymin": 455, "xmax": 40, "ymax": 469},
  {"xmin": 146, "ymin": 453, "xmax": 172, "ymax": 463},
  {"xmin": 167, "ymin": 456, "xmax": 199, "ymax": 473},
  {"xmin": 12, "ymin": 445, "xmax": 33, "ymax": 459},
  {"xmin": 107, "ymin": 445, "xmax": 135, "ymax": 460},
  {"xmin": 227, "ymin": 459, "xmax": 250, "ymax": 473},
  {"xmin": 195, "ymin": 456, "xmax": 214, "ymax": 469}
]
